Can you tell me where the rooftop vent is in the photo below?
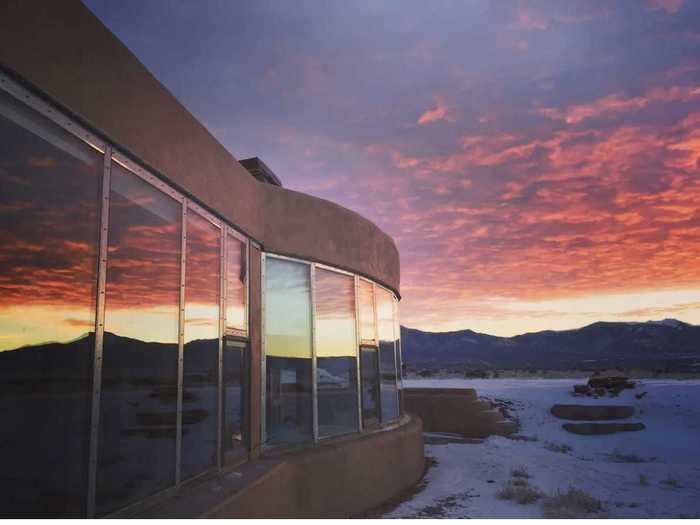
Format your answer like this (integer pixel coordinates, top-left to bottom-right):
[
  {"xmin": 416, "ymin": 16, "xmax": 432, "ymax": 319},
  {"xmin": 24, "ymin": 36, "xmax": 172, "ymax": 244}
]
[{"xmin": 239, "ymin": 157, "xmax": 283, "ymax": 187}]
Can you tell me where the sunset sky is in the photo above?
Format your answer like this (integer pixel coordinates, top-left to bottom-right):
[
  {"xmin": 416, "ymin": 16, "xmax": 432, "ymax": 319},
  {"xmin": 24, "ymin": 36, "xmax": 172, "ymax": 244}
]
[{"xmin": 85, "ymin": 0, "xmax": 700, "ymax": 336}]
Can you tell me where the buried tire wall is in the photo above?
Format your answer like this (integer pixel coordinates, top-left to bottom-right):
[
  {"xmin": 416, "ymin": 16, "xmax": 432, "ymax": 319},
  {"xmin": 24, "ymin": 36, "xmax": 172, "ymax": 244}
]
[{"xmin": 207, "ymin": 415, "xmax": 425, "ymax": 518}]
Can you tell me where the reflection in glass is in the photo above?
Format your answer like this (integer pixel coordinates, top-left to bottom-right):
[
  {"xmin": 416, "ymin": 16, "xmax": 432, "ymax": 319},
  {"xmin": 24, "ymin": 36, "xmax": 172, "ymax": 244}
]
[
  {"xmin": 377, "ymin": 287, "xmax": 399, "ymax": 423},
  {"xmin": 97, "ymin": 164, "xmax": 180, "ymax": 515},
  {"xmin": 317, "ymin": 357, "xmax": 358, "ymax": 436},
  {"xmin": 182, "ymin": 210, "xmax": 220, "ymax": 480},
  {"xmin": 315, "ymin": 269, "xmax": 358, "ymax": 436},
  {"xmin": 223, "ymin": 339, "xmax": 247, "ymax": 453},
  {"xmin": 358, "ymin": 279, "xmax": 376, "ymax": 343},
  {"xmin": 226, "ymin": 235, "xmax": 247, "ymax": 335},
  {"xmin": 264, "ymin": 258, "xmax": 312, "ymax": 445},
  {"xmin": 0, "ymin": 91, "xmax": 101, "ymax": 516},
  {"xmin": 360, "ymin": 347, "xmax": 381, "ymax": 427}
]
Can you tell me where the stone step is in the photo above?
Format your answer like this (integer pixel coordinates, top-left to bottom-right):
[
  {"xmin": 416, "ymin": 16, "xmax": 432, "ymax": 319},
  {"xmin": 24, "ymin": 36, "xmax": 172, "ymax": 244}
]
[
  {"xmin": 404, "ymin": 387, "xmax": 478, "ymax": 402},
  {"xmin": 472, "ymin": 408, "xmax": 506, "ymax": 425},
  {"xmin": 493, "ymin": 419, "xmax": 518, "ymax": 436},
  {"xmin": 551, "ymin": 404, "xmax": 634, "ymax": 421},
  {"xmin": 562, "ymin": 422, "xmax": 645, "ymax": 435}
]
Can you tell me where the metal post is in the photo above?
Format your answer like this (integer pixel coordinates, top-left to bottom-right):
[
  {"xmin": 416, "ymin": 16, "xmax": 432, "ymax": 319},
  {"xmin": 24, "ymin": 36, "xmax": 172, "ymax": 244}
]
[
  {"xmin": 260, "ymin": 253, "xmax": 267, "ymax": 445},
  {"xmin": 372, "ymin": 283, "xmax": 382, "ymax": 424},
  {"xmin": 310, "ymin": 264, "xmax": 319, "ymax": 442},
  {"xmin": 175, "ymin": 204, "xmax": 187, "ymax": 485},
  {"xmin": 217, "ymin": 226, "xmax": 226, "ymax": 468},
  {"xmin": 393, "ymin": 297, "xmax": 401, "ymax": 418},
  {"xmin": 354, "ymin": 276, "xmax": 363, "ymax": 433},
  {"xmin": 87, "ymin": 145, "xmax": 112, "ymax": 517}
]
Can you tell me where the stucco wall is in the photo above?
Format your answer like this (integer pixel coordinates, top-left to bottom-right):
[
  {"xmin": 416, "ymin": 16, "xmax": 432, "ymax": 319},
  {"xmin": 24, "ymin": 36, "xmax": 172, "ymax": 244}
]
[
  {"xmin": 404, "ymin": 388, "xmax": 517, "ymax": 438},
  {"xmin": 0, "ymin": 0, "xmax": 400, "ymax": 294},
  {"xmin": 205, "ymin": 415, "xmax": 425, "ymax": 518}
]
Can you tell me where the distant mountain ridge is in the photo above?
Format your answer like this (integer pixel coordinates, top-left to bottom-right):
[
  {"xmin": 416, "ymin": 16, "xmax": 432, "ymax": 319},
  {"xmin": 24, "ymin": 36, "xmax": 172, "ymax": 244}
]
[{"xmin": 401, "ymin": 319, "xmax": 700, "ymax": 372}]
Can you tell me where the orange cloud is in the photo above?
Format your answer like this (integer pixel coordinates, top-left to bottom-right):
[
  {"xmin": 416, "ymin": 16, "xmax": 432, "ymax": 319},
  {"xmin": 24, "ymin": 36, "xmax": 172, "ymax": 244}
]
[
  {"xmin": 537, "ymin": 85, "xmax": 700, "ymax": 124},
  {"xmin": 417, "ymin": 96, "xmax": 456, "ymax": 125}
]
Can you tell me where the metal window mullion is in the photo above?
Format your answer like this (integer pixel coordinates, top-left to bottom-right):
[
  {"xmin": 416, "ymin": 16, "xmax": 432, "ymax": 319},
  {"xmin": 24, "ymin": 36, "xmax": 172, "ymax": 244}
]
[
  {"xmin": 86, "ymin": 146, "xmax": 112, "ymax": 518},
  {"xmin": 260, "ymin": 253, "xmax": 267, "ymax": 445},
  {"xmin": 310, "ymin": 264, "xmax": 319, "ymax": 442},
  {"xmin": 354, "ymin": 275, "xmax": 363, "ymax": 433},
  {"xmin": 372, "ymin": 283, "xmax": 382, "ymax": 424},
  {"xmin": 217, "ymin": 226, "xmax": 226, "ymax": 469},
  {"xmin": 175, "ymin": 204, "xmax": 187, "ymax": 486},
  {"xmin": 393, "ymin": 298, "xmax": 401, "ymax": 418},
  {"xmin": 244, "ymin": 238, "xmax": 250, "ymax": 337}
]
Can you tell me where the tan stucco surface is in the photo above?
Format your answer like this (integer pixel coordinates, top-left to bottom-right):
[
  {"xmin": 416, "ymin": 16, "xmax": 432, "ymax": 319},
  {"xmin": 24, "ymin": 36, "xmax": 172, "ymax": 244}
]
[{"xmin": 206, "ymin": 415, "xmax": 425, "ymax": 518}]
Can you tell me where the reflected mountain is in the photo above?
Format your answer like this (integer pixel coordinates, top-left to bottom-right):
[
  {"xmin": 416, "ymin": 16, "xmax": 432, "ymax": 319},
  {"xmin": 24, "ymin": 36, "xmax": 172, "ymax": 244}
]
[{"xmin": 0, "ymin": 332, "xmax": 221, "ymax": 389}]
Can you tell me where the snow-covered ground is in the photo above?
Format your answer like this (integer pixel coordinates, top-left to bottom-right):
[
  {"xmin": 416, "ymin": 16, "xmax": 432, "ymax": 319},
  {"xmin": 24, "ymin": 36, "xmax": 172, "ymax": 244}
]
[{"xmin": 385, "ymin": 379, "xmax": 700, "ymax": 518}]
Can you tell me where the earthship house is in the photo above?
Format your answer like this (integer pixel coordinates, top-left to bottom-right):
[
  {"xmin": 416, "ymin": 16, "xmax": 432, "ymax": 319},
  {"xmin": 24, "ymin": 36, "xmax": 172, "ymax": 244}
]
[{"xmin": 0, "ymin": 0, "xmax": 425, "ymax": 517}]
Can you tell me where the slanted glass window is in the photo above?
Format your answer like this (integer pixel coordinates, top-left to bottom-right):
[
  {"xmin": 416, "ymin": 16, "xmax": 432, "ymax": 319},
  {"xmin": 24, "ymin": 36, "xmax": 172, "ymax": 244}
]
[
  {"xmin": 97, "ymin": 164, "xmax": 180, "ymax": 515},
  {"xmin": 315, "ymin": 268, "xmax": 359, "ymax": 437},
  {"xmin": 360, "ymin": 346, "xmax": 381, "ymax": 427},
  {"xmin": 358, "ymin": 279, "xmax": 376, "ymax": 343},
  {"xmin": 182, "ymin": 210, "xmax": 220, "ymax": 480},
  {"xmin": 377, "ymin": 287, "xmax": 399, "ymax": 423},
  {"xmin": 0, "ymin": 90, "xmax": 101, "ymax": 517},
  {"xmin": 226, "ymin": 234, "xmax": 247, "ymax": 336},
  {"xmin": 264, "ymin": 257, "xmax": 313, "ymax": 445},
  {"xmin": 223, "ymin": 339, "xmax": 247, "ymax": 453}
]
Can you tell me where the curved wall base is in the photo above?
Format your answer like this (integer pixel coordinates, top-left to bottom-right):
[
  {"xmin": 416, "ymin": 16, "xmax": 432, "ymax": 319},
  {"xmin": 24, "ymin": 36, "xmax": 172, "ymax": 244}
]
[{"xmin": 207, "ymin": 414, "xmax": 424, "ymax": 518}]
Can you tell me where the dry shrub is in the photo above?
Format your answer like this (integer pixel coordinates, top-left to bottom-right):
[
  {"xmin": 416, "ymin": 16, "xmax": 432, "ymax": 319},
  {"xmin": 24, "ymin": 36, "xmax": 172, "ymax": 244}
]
[
  {"xmin": 544, "ymin": 442, "xmax": 573, "ymax": 454},
  {"xmin": 661, "ymin": 476, "xmax": 682, "ymax": 488},
  {"xmin": 496, "ymin": 481, "xmax": 542, "ymax": 505},
  {"xmin": 608, "ymin": 448, "xmax": 644, "ymax": 463},
  {"xmin": 543, "ymin": 488, "xmax": 604, "ymax": 518},
  {"xmin": 510, "ymin": 465, "xmax": 530, "ymax": 478}
]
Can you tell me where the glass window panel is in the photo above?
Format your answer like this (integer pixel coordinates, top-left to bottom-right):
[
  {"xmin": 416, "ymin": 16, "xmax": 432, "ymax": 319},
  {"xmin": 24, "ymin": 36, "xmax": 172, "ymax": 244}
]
[
  {"xmin": 182, "ymin": 210, "xmax": 220, "ymax": 480},
  {"xmin": 97, "ymin": 164, "xmax": 180, "ymax": 515},
  {"xmin": 264, "ymin": 257, "xmax": 312, "ymax": 445},
  {"xmin": 0, "ymin": 91, "xmax": 101, "ymax": 516},
  {"xmin": 225, "ymin": 234, "xmax": 247, "ymax": 335},
  {"xmin": 315, "ymin": 269, "xmax": 356, "ymax": 358},
  {"xmin": 377, "ymin": 287, "xmax": 399, "ymax": 423},
  {"xmin": 360, "ymin": 347, "xmax": 380, "ymax": 427},
  {"xmin": 223, "ymin": 339, "xmax": 247, "ymax": 453},
  {"xmin": 317, "ymin": 357, "xmax": 358, "ymax": 437},
  {"xmin": 315, "ymin": 269, "xmax": 358, "ymax": 437},
  {"xmin": 358, "ymin": 279, "xmax": 376, "ymax": 343},
  {"xmin": 264, "ymin": 258, "xmax": 312, "ymax": 359}
]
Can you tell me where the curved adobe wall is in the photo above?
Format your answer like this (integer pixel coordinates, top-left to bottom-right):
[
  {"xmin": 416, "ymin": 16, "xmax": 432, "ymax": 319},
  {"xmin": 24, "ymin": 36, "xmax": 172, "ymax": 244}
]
[
  {"xmin": 264, "ymin": 185, "xmax": 400, "ymax": 292},
  {"xmin": 0, "ymin": 0, "xmax": 400, "ymax": 294},
  {"xmin": 205, "ymin": 415, "xmax": 424, "ymax": 518}
]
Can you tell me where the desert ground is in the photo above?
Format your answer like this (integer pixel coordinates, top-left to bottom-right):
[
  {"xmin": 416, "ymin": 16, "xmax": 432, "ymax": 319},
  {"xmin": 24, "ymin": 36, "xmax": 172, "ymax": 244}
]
[{"xmin": 384, "ymin": 378, "xmax": 700, "ymax": 518}]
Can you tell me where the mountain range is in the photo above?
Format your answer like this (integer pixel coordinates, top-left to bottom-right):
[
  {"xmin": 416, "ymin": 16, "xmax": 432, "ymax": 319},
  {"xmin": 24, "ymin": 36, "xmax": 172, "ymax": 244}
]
[{"xmin": 400, "ymin": 319, "xmax": 700, "ymax": 372}]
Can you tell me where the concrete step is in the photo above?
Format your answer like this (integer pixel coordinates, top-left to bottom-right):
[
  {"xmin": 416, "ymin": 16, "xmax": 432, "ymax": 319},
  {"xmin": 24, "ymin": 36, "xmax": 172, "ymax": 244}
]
[
  {"xmin": 562, "ymin": 422, "xmax": 645, "ymax": 435},
  {"xmin": 404, "ymin": 387, "xmax": 478, "ymax": 402},
  {"xmin": 551, "ymin": 404, "xmax": 634, "ymax": 421}
]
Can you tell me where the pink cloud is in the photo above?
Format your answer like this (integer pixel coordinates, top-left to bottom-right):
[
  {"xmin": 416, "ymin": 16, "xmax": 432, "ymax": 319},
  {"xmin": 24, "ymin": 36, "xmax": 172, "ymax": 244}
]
[
  {"xmin": 647, "ymin": 0, "xmax": 684, "ymax": 14},
  {"xmin": 417, "ymin": 96, "xmax": 457, "ymax": 125}
]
